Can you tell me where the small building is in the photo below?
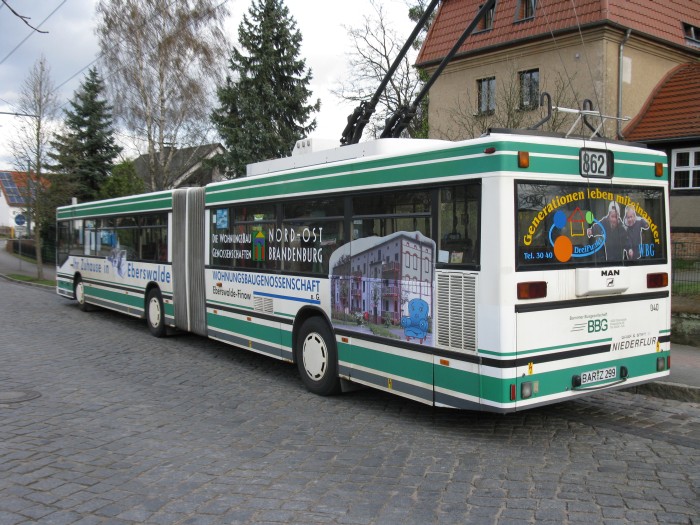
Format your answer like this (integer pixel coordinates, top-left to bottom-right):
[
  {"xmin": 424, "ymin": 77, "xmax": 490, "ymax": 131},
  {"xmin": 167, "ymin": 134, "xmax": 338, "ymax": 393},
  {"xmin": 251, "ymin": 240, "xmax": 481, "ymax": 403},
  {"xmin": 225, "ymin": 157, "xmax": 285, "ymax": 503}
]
[
  {"xmin": 133, "ymin": 143, "xmax": 226, "ymax": 190},
  {"xmin": 0, "ymin": 171, "xmax": 34, "ymax": 237}
]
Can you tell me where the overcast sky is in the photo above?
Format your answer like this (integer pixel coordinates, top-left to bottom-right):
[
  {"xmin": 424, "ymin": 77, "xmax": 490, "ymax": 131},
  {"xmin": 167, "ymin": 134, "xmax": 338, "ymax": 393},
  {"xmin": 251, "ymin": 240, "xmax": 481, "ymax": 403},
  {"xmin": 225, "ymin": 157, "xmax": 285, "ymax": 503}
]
[{"xmin": 0, "ymin": 0, "xmax": 417, "ymax": 169}]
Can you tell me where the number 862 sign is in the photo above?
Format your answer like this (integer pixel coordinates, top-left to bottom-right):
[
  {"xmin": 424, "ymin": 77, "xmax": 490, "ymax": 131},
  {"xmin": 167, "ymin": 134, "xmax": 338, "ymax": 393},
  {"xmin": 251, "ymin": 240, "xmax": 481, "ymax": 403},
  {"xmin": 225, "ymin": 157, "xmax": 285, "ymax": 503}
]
[{"xmin": 579, "ymin": 148, "xmax": 613, "ymax": 179}]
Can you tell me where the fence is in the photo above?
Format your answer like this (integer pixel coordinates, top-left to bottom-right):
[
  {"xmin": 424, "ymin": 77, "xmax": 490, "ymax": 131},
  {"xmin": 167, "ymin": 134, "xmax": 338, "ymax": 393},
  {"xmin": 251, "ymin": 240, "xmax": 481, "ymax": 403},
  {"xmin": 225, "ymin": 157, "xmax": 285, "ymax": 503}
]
[
  {"xmin": 6, "ymin": 238, "xmax": 56, "ymax": 265},
  {"xmin": 672, "ymin": 242, "xmax": 700, "ymax": 296}
]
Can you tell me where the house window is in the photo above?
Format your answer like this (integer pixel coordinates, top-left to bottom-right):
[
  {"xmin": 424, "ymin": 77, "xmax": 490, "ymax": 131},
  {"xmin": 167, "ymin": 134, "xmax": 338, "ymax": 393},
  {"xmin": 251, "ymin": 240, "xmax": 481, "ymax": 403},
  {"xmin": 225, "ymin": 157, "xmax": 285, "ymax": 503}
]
[
  {"xmin": 519, "ymin": 69, "xmax": 539, "ymax": 110},
  {"xmin": 683, "ymin": 23, "xmax": 700, "ymax": 46},
  {"xmin": 672, "ymin": 148, "xmax": 700, "ymax": 190},
  {"xmin": 516, "ymin": 0, "xmax": 536, "ymax": 21},
  {"xmin": 477, "ymin": 77, "xmax": 496, "ymax": 115},
  {"xmin": 477, "ymin": 3, "xmax": 495, "ymax": 32}
]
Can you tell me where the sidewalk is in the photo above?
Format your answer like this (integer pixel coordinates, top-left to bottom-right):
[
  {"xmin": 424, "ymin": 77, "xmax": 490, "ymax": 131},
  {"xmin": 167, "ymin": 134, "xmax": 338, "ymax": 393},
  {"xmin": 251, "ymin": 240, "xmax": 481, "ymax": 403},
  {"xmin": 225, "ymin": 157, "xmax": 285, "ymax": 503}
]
[
  {"xmin": 0, "ymin": 239, "xmax": 56, "ymax": 281},
  {"xmin": 0, "ymin": 238, "xmax": 697, "ymax": 402}
]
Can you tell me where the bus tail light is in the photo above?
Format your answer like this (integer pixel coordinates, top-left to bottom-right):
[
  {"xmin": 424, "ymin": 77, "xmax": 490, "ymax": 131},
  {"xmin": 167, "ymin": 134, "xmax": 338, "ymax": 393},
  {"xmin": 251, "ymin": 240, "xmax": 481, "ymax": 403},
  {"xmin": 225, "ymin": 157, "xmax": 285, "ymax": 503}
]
[
  {"xmin": 510, "ymin": 384, "xmax": 516, "ymax": 400},
  {"xmin": 646, "ymin": 272, "xmax": 668, "ymax": 289},
  {"xmin": 517, "ymin": 281, "xmax": 547, "ymax": 299},
  {"xmin": 518, "ymin": 151, "xmax": 530, "ymax": 168},
  {"xmin": 521, "ymin": 381, "xmax": 533, "ymax": 399},
  {"xmin": 667, "ymin": 355, "xmax": 671, "ymax": 370},
  {"xmin": 654, "ymin": 162, "xmax": 664, "ymax": 177},
  {"xmin": 656, "ymin": 357, "xmax": 666, "ymax": 372}
]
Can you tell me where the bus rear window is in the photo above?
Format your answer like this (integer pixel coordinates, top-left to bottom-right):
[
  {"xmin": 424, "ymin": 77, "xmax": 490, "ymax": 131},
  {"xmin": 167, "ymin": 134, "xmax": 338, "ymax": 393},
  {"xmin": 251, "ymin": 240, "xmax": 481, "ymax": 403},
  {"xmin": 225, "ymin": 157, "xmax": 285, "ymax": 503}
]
[{"xmin": 516, "ymin": 181, "xmax": 666, "ymax": 268}]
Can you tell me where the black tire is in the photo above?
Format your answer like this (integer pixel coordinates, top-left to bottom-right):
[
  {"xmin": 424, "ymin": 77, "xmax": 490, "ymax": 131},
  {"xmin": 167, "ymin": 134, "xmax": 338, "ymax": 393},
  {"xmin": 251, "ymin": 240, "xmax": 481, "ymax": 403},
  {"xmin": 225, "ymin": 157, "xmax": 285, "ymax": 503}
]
[
  {"xmin": 296, "ymin": 317, "xmax": 341, "ymax": 396},
  {"xmin": 74, "ymin": 277, "xmax": 90, "ymax": 312},
  {"xmin": 146, "ymin": 288, "xmax": 166, "ymax": 338}
]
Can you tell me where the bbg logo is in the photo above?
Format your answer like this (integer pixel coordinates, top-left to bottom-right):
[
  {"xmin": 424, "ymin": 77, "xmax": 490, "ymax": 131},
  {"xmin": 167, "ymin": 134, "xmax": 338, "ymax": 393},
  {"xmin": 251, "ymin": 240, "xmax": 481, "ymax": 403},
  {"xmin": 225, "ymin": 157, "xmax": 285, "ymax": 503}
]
[{"xmin": 588, "ymin": 318, "xmax": 608, "ymax": 333}]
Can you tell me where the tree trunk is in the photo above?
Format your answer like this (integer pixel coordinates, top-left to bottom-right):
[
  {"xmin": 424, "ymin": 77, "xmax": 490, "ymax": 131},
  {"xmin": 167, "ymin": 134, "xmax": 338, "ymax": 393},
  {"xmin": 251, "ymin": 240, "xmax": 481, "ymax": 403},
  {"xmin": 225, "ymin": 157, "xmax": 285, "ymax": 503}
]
[{"xmin": 34, "ymin": 225, "xmax": 44, "ymax": 280}]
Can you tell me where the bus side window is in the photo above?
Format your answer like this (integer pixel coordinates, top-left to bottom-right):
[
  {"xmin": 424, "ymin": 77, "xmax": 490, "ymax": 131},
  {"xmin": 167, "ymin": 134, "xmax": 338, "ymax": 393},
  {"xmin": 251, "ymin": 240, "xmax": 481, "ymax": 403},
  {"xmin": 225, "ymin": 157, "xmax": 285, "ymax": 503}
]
[
  {"xmin": 140, "ymin": 214, "xmax": 168, "ymax": 262},
  {"xmin": 439, "ymin": 185, "xmax": 480, "ymax": 266}
]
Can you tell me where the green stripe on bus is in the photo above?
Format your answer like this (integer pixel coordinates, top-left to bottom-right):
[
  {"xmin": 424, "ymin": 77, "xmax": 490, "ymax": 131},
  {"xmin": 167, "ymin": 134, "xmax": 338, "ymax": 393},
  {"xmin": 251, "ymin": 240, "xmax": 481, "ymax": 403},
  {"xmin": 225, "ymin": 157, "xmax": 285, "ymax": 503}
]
[
  {"xmin": 435, "ymin": 351, "xmax": 670, "ymax": 405},
  {"xmin": 511, "ymin": 351, "xmax": 670, "ymax": 400},
  {"xmin": 434, "ymin": 365, "xmax": 481, "ymax": 399},
  {"xmin": 206, "ymin": 313, "xmax": 281, "ymax": 347},
  {"xmin": 57, "ymin": 193, "xmax": 173, "ymax": 219},
  {"xmin": 206, "ymin": 155, "xmax": 500, "ymax": 205},
  {"xmin": 477, "ymin": 337, "xmax": 613, "ymax": 357},
  {"xmin": 338, "ymin": 343, "xmax": 433, "ymax": 385},
  {"xmin": 88, "ymin": 286, "xmax": 144, "ymax": 308},
  {"xmin": 206, "ymin": 140, "xmax": 666, "ymax": 206}
]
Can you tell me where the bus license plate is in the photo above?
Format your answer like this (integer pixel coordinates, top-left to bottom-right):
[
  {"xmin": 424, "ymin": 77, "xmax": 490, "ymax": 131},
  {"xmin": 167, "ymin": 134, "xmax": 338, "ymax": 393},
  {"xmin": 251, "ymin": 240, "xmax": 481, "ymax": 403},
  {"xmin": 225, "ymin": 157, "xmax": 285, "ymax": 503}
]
[{"xmin": 581, "ymin": 366, "xmax": 617, "ymax": 385}]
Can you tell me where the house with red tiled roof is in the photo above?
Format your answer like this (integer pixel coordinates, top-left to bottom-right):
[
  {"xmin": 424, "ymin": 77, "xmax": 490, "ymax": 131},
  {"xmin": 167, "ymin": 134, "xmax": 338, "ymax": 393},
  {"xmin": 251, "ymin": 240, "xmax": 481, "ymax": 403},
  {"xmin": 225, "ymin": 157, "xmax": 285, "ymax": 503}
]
[
  {"xmin": 0, "ymin": 170, "xmax": 34, "ymax": 236},
  {"xmin": 625, "ymin": 62, "xmax": 700, "ymax": 244},
  {"xmin": 415, "ymin": 0, "xmax": 699, "ymax": 243},
  {"xmin": 416, "ymin": 0, "xmax": 699, "ymax": 140}
]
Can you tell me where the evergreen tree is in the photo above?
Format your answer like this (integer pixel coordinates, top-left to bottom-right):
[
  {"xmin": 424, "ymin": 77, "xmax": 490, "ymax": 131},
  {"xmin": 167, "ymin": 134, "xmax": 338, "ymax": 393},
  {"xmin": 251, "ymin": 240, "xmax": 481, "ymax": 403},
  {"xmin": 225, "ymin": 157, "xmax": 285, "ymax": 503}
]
[
  {"xmin": 49, "ymin": 67, "xmax": 122, "ymax": 201},
  {"xmin": 99, "ymin": 161, "xmax": 145, "ymax": 200},
  {"xmin": 212, "ymin": 0, "xmax": 320, "ymax": 177}
]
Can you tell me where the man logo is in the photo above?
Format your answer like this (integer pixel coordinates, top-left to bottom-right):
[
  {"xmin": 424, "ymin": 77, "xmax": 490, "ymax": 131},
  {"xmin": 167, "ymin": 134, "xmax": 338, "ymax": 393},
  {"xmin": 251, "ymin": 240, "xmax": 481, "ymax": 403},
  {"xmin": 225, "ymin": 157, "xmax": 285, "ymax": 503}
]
[{"xmin": 606, "ymin": 278, "xmax": 615, "ymax": 287}]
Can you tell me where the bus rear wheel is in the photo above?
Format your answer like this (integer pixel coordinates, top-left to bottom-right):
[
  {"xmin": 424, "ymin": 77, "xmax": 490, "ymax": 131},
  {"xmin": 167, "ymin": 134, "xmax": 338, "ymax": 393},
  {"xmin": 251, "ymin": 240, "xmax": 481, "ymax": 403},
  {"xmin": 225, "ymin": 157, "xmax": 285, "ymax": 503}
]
[
  {"xmin": 296, "ymin": 317, "xmax": 341, "ymax": 396},
  {"xmin": 146, "ymin": 288, "xmax": 166, "ymax": 338}
]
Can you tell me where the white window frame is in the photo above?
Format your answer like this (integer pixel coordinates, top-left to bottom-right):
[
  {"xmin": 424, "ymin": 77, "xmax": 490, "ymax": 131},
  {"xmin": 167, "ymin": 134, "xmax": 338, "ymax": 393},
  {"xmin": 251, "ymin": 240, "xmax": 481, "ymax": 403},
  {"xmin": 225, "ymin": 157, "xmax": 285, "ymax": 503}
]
[{"xmin": 671, "ymin": 147, "xmax": 700, "ymax": 190}]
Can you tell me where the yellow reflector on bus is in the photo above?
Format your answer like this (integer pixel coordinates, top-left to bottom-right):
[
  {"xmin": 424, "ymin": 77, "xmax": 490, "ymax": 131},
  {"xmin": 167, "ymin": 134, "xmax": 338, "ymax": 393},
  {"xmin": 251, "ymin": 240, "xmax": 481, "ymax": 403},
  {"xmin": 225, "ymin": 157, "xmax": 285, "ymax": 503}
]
[
  {"xmin": 517, "ymin": 281, "xmax": 547, "ymax": 299},
  {"xmin": 518, "ymin": 151, "xmax": 530, "ymax": 168},
  {"xmin": 646, "ymin": 272, "xmax": 668, "ymax": 288}
]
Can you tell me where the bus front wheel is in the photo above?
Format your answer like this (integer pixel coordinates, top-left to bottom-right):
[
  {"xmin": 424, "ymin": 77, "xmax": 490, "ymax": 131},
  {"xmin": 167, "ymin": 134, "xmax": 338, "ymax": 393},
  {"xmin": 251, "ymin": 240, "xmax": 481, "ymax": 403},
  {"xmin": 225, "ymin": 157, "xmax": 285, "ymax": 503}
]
[
  {"xmin": 75, "ymin": 277, "xmax": 90, "ymax": 312},
  {"xmin": 146, "ymin": 288, "xmax": 166, "ymax": 338},
  {"xmin": 296, "ymin": 317, "xmax": 341, "ymax": 396}
]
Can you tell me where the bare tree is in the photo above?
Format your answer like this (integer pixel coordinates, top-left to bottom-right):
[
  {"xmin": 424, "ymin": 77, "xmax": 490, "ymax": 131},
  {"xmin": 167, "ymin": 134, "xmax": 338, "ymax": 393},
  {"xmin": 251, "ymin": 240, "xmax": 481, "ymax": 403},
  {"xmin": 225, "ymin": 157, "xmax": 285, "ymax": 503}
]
[
  {"xmin": 9, "ymin": 56, "xmax": 62, "ymax": 279},
  {"xmin": 333, "ymin": 0, "xmax": 423, "ymax": 140},
  {"xmin": 96, "ymin": 0, "xmax": 230, "ymax": 191},
  {"xmin": 1, "ymin": 0, "xmax": 48, "ymax": 33}
]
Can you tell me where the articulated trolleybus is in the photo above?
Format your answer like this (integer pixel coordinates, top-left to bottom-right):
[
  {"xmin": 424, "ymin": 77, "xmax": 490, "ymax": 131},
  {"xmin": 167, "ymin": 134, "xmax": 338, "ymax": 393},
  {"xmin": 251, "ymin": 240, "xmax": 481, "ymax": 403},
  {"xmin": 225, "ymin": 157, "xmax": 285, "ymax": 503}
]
[{"xmin": 56, "ymin": 130, "xmax": 671, "ymax": 412}]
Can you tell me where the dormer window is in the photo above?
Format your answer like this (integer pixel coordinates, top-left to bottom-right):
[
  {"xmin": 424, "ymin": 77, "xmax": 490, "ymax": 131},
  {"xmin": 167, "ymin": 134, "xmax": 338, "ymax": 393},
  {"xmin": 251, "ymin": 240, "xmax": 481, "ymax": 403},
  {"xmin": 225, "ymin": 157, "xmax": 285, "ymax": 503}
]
[
  {"xmin": 477, "ymin": 3, "xmax": 496, "ymax": 32},
  {"xmin": 516, "ymin": 0, "xmax": 536, "ymax": 21},
  {"xmin": 683, "ymin": 23, "xmax": 700, "ymax": 47}
]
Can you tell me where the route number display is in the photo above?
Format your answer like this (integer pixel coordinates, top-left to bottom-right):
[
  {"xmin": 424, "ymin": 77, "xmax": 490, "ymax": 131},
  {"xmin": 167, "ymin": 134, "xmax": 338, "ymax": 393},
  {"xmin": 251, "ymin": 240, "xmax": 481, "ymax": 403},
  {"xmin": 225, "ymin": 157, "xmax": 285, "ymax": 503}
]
[{"xmin": 580, "ymin": 148, "xmax": 613, "ymax": 178}]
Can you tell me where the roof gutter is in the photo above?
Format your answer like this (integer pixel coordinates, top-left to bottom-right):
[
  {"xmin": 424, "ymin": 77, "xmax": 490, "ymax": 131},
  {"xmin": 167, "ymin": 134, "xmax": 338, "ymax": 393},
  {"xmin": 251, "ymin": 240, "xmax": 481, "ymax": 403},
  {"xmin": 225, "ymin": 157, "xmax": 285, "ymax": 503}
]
[{"xmin": 617, "ymin": 29, "xmax": 632, "ymax": 139}]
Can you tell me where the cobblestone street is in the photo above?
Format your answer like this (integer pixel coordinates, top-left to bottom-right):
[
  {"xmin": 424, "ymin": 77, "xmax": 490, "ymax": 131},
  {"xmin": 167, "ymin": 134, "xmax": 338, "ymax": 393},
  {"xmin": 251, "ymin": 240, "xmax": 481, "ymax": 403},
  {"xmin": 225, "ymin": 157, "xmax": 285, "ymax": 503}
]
[{"xmin": 1, "ymin": 279, "xmax": 698, "ymax": 524}]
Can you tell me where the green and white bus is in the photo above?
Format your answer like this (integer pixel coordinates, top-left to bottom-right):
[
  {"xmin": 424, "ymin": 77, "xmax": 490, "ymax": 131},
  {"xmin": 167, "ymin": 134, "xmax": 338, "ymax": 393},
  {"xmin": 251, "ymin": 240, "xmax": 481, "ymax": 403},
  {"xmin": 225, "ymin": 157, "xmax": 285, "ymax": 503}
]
[{"xmin": 56, "ymin": 130, "xmax": 671, "ymax": 412}]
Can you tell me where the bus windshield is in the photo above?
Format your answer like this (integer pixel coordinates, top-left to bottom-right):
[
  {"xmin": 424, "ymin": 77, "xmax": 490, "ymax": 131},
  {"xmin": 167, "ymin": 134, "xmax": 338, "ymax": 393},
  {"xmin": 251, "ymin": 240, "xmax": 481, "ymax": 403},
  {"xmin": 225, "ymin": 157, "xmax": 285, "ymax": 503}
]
[{"xmin": 516, "ymin": 181, "xmax": 667, "ymax": 268}]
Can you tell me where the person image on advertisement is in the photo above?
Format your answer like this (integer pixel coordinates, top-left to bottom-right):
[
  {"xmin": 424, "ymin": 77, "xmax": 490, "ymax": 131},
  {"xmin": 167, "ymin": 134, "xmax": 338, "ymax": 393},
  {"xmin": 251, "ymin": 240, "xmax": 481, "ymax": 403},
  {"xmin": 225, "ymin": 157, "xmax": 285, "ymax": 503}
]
[
  {"xmin": 587, "ymin": 201, "xmax": 625, "ymax": 261},
  {"xmin": 622, "ymin": 204, "xmax": 650, "ymax": 259}
]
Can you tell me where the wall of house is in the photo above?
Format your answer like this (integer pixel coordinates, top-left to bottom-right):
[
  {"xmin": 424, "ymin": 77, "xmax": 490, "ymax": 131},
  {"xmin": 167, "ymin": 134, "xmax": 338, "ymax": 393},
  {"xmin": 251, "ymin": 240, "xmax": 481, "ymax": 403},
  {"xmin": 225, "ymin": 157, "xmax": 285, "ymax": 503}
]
[
  {"xmin": 0, "ymin": 193, "xmax": 15, "ymax": 229},
  {"xmin": 424, "ymin": 27, "xmax": 696, "ymax": 141}
]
